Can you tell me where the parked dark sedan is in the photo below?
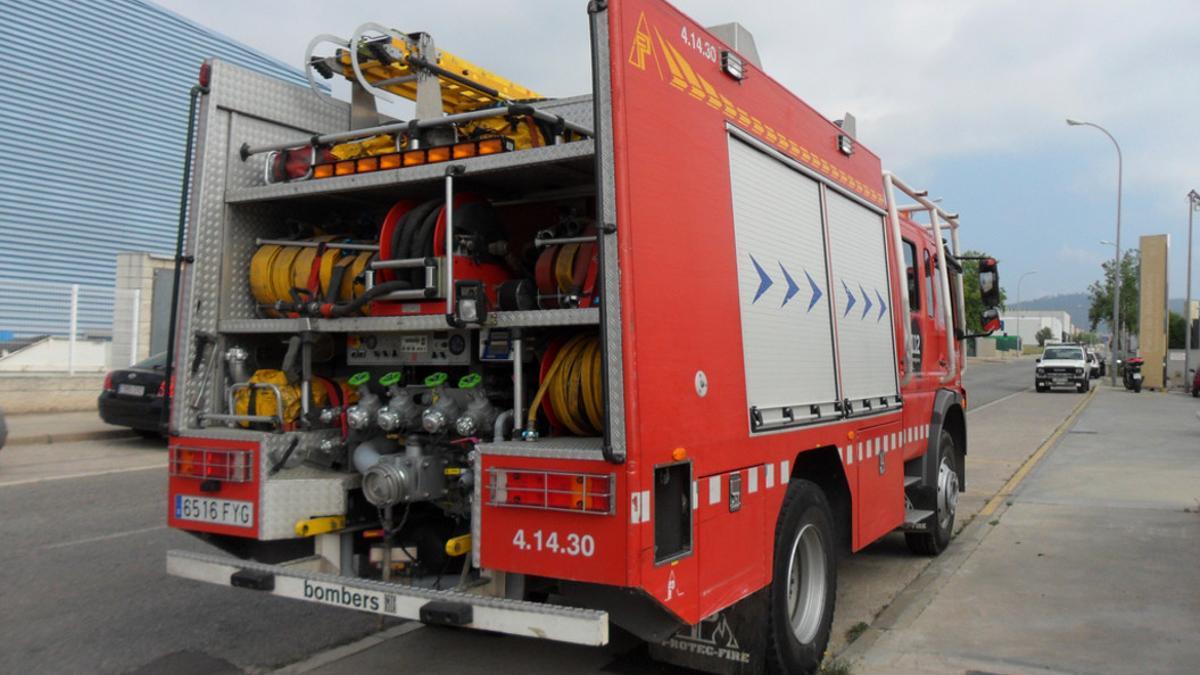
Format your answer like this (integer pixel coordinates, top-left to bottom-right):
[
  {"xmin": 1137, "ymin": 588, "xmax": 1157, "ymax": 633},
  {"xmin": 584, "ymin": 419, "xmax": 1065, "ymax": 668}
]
[{"xmin": 98, "ymin": 352, "xmax": 168, "ymax": 437}]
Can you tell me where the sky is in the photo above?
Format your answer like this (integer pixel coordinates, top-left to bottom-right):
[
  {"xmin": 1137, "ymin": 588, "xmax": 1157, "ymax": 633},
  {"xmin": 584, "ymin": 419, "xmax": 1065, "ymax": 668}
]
[{"xmin": 156, "ymin": 0, "xmax": 1200, "ymax": 303}]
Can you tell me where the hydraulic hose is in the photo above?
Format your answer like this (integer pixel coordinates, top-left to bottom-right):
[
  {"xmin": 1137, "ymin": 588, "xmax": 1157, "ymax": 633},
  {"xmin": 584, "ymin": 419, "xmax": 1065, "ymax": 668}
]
[
  {"xmin": 314, "ymin": 279, "xmax": 413, "ymax": 317},
  {"xmin": 527, "ymin": 334, "xmax": 604, "ymax": 436}
]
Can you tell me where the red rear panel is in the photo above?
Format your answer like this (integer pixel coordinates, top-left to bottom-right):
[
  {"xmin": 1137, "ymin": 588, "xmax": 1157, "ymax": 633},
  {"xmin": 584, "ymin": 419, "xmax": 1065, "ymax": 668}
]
[{"xmin": 167, "ymin": 437, "xmax": 260, "ymax": 538}]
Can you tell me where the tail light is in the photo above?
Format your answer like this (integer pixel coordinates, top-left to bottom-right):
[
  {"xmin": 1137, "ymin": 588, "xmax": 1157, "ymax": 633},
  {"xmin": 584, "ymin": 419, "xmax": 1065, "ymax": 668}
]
[
  {"xmin": 486, "ymin": 468, "xmax": 614, "ymax": 515},
  {"xmin": 310, "ymin": 138, "xmax": 514, "ymax": 179},
  {"xmin": 157, "ymin": 376, "xmax": 176, "ymax": 398},
  {"xmin": 170, "ymin": 446, "xmax": 253, "ymax": 482},
  {"xmin": 269, "ymin": 146, "xmax": 336, "ymax": 182},
  {"xmin": 104, "ymin": 372, "xmax": 115, "ymax": 391}
]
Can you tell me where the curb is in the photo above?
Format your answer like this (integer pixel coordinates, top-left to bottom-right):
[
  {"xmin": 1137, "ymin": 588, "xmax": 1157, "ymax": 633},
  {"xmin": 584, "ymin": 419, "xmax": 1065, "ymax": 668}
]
[
  {"xmin": 7, "ymin": 428, "xmax": 138, "ymax": 447},
  {"xmin": 833, "ymin": 385, "xmax": 1098, "ymax": 667}
]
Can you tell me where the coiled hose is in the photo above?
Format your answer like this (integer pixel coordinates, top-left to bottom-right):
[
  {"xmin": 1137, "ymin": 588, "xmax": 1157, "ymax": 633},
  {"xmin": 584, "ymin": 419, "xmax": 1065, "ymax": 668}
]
[{"xmin": 527, "ymin": 334, "xmax": 604, "ymax": 436}]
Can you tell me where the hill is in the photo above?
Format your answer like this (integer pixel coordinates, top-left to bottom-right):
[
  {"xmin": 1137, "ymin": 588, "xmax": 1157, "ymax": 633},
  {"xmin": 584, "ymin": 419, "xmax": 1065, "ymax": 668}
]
[{"xmin": 1010, "ymin": 293, "xmax": 1193, "ymax": 333}]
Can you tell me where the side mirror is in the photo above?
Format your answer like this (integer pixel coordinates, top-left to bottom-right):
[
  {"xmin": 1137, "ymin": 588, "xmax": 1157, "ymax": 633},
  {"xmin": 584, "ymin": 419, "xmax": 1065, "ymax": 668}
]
[
  {"xmin": 977, "ymin": 257, "xmax": 1001, "ymax": 308},
  {"xmin": 979, "ymin": 307, "xmax": 1001, "ymax": 335},
  {"xmin": 1035, "ymin": 357, "xmax": 1041, "ymax": 363}
]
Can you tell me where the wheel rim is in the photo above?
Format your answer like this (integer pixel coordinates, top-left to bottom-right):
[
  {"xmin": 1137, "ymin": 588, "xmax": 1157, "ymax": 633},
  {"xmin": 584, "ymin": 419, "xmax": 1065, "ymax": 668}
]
[
  {"xmin": 937, "ymin": 455, "xmax": 959, "ymax": 530},
  {"xmin": 785, "ymin": 523, "xmax": 827, "ymax": 644}
]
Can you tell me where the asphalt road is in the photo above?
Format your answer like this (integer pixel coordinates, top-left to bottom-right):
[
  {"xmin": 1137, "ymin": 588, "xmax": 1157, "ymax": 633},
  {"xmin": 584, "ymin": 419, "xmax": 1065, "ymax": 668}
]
[
  {"xmin": 0, "ymin": 437, "xmax": 387, "ymax": 675},
  {"xmin": 0, "ymin": 357, "xmax": 1035, "ymax": 674},
  {"xmin": 962, "ymin": 356, "xmax": 1033, "ymax": 409}
]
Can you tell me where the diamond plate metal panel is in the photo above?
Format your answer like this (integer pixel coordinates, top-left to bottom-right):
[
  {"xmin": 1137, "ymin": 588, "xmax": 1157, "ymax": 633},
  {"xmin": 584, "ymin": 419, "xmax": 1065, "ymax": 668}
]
[
  {"xmin": 593, "ymin": 15, "xmax": 627, "ymax": 461},
  {"xmin": 478, "ymin": 436, "xmax": 605, "ymax": 461}
]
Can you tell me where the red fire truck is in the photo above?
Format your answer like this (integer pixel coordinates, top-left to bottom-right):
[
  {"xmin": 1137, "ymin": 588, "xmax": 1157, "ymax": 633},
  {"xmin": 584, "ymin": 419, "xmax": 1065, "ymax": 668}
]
[{"xmin": 162, "ymin": 1, "xmax": 1001, "ymax": 672}]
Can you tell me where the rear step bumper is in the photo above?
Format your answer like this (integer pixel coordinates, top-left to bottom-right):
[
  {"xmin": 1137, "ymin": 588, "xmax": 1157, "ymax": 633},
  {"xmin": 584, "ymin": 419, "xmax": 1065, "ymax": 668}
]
[{"xmin": 166, "ymin": 549, "xmax": 609, "ymax": 645}]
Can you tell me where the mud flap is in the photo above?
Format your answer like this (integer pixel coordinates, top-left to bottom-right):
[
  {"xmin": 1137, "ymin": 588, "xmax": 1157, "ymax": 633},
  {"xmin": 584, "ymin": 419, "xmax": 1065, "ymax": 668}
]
[{"xmin": 647, "ymin": 589, "xmax": 768, "ymax": 675}]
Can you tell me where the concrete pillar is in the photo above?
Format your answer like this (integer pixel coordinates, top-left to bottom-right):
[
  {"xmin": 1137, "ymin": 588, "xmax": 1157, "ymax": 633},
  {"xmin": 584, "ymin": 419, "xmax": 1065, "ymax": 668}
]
[{"xmin": 1138, "ymin": 235, "xmax": 1169, "ymax": 389}]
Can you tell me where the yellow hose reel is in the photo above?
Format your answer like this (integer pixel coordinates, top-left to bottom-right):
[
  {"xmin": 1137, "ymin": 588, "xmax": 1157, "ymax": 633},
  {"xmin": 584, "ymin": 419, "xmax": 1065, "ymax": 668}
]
[{"xmin": 249, "ymin": 236, "xmax": 373, "ymax": 315}]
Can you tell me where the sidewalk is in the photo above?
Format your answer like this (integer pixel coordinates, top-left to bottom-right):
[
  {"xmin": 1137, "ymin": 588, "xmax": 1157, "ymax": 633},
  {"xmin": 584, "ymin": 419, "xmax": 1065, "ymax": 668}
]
[
  {"xmin": 3, "ymin": 410, "xmax": 134, "ymax": 446},
  {"xmin": 849, "ymin": 386, "xmax": 1200, "ymax": 673}
]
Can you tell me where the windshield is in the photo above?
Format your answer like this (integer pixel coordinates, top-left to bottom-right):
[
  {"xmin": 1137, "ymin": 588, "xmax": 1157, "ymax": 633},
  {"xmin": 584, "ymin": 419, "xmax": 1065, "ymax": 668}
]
[
  {"xmin": 133, "ymin": 352, "xmax": 167, "ymax": 370},
  {"xmin": 1043, "ymin": 347, "xmax": 1083, "ymax": 361}
]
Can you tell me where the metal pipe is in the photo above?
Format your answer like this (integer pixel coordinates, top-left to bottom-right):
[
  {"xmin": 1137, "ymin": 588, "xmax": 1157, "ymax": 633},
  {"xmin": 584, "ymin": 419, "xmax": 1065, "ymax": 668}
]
[
  {"xmin": 883, "ymin": 173, "xmax": 915, "ymax": 386},
  {"xmin": 370, "ymin": 257, "xmax": 435, "ymax": 270},
  {"xmin": 534, "ymin": 235, "xmax": 597, "ymax": 247},
  {"xmin": 950, "ymin": 222, "xmax": 966, "ymax": 376},
  {"xmin": 372, "ymin": 288, "xmax": 436, "ymax": 301},
  {"xmin": 444, "ymin": 167, "xmax": 460, "ymax": 317},
  {"xmin": 512, "ymin": 331, "xmax": 524, "ymax": 431},
  {"xmin": 255, "ymin": 238, "xmax": 378, "ymax": 251},
  {"xmin": 241, "ymin": 106, "xmax": 591, "ymax": 158},
  {"xmin": 1185, "ymin": 190, "xmax": 1199, "ymax": 386},
  {"xmin": 200, "ymin": 413, "xmax": 281, "ymax": 427},
  {"xmin": 929, "ymin": 209, "xmax": 958, "ymax": 384}
]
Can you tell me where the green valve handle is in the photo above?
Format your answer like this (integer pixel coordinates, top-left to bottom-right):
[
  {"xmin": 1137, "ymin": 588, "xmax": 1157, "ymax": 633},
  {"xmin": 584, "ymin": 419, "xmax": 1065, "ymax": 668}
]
[
  {"xmin": 424, "ymin": 372, "xmax": 448, "ymax": 388},
  {"xmin": 458, "ymin": 373, "xmax": 482, "ymax": 389},
  {"xmin": 348, "ymin": 372, "xmax": 371, "ymax": 387},
  {"xmin": 379, "ymin": 371, "xmax": 403, "ymax": 387}
]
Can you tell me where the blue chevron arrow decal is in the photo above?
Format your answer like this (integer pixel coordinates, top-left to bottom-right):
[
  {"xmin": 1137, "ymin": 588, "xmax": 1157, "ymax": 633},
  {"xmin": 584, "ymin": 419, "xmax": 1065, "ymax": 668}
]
[
  {"xmin": 841, "ymin": 280, "xmax": 856, "ymax": 317},
  {"xmin": 876, "ymin": 288, "xmax": 887, "ymax": 321},
  {"xmin": 805, "ymin": 270, "xmax": 823, "ymax": 312},
  {"xmin": 860, "ymin": 284, "xmax": 872, "ymax": 319},
  {"xmin": 750, "ymin": 255, "xmax": 773, "ymax": 304},
  {"xmin": 779, "ymin": 262, "xmax": 800, "ymax": 307}
]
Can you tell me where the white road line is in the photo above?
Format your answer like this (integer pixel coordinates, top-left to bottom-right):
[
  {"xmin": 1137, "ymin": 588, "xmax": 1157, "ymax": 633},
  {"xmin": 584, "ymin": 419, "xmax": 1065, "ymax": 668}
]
[
  {"xmin": 274, "ymin": 622, "xmax": 425, "ymax": 674},
  {"xmin": 42, "ymin": 525, "xmax": 168, "ymax": 550},
  {"xmin": 966, "ymin": 388, "xmax": 1029, "ymax": 416},
  {"xmin": 0, "ymin": 463, "xmax": 165, "ymax": 489}
]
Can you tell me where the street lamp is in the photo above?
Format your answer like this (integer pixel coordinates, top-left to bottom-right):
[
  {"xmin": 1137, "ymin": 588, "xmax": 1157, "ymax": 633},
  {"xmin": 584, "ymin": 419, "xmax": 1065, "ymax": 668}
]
[
  {"xmin": 1067, "ymin": 117, "xmax": 1123, "ymax": 386},
  {"xmin": 1186, "ymin": 190, "xmax": 1200, "ymax": 386},
  {"xmin": 1015, "ymin": 270, "xmax": 1038, "ymax": 347}
]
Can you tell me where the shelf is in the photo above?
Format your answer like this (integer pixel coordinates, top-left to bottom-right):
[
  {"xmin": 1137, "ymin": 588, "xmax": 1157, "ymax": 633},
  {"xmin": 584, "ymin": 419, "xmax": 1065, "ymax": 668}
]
[
  {"xmin": 226, "ymin": 140, "xmax": 595, "ymax": 206},
  {"xmin": 478, "ymin": 436, "xmax": 605, "ymax": 461},
  {"xmin": 219, "ymin": 308, "xmax": 599, "ymax": 334}
]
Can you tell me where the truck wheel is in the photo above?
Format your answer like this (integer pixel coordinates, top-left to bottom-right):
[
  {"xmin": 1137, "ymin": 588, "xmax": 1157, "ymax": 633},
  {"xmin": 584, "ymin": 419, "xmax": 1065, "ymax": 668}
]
[
  {"xmin": 1077, "ymin": 379, "xmax": 1089, "ymax": 393},
  {"xmin": 765, "ymin": 479, "xmax": 836, "ymax": 675},
  {"xmin": 1035, "ymin": 383, "xmax": 1046, "ymax": 393},
  {"xmin": 906, "ymin": 430, "xmax": 958, "ymax": 556}
]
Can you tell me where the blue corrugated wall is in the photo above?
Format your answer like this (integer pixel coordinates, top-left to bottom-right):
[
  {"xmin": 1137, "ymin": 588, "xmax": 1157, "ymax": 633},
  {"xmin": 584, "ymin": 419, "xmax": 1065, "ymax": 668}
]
[{"xmin": 0, "ymin": 0, "xmax": 313, "ymax": 338}]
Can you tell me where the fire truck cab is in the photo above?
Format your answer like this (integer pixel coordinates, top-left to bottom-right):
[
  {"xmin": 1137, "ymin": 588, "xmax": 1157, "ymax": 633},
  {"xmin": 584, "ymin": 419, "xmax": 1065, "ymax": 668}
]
[{"xmin": 163, "ymin": 1, "xmax": 1001, "ymax": 673}]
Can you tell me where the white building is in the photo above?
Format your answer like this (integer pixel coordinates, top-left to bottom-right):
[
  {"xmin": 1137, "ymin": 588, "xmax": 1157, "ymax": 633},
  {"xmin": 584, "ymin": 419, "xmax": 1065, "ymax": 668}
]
[{"xmin": 999, "ymin": 310, "xmax": 1074, "ymax": 347}]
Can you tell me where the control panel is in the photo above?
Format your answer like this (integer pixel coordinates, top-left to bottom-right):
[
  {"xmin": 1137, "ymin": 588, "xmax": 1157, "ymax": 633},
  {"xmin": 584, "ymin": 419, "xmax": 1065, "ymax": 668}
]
[{"xmin": 347, "ymin": 331, "xmax": 471, "ymax": 366}]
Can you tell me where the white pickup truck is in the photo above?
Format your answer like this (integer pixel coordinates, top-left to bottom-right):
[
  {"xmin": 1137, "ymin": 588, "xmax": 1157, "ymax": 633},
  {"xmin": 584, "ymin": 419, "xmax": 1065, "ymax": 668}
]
[{"xmin": 1035, "ymin": 344, "xmax": 1090, "ymax": 393}]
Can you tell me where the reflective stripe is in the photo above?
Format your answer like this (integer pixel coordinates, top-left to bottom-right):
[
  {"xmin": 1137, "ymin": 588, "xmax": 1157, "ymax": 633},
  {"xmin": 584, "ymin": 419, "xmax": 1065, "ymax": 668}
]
[
  {"xmin": 708, "ymin": 476, "xmax": 721, "ymax": 505},
  {"xmin": 748, "ymin": 466, "xmax": 759, "ymax": 493}
]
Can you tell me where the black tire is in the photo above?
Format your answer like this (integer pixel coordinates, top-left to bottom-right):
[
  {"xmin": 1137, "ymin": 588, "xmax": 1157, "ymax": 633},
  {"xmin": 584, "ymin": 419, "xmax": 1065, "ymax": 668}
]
[
  {"xmin": 1133, "ymin": 382, "xmax": 1142, "ymax": 393},
  {"xmin": 134, "ymin": 429, "xmax": 161, "ymax": 439},
  {"xmin": 765, "ymin": 479, "xmax": 837, "ymax": 675},
  {"xmin": 1077, "ymin": 379, "xmax": 1089, "ymax": 393},
  {"xmin": 1035, "ymin": 383, "xmax": 1046, "ymax": 393},
  {"xmin": 906, "ymin": 429, "xmax": 958, "ymax": 556}
]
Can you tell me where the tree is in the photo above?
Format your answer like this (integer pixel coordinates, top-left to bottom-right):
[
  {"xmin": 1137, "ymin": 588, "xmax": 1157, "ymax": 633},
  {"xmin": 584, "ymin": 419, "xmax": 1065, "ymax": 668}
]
[
  {"xmin": 960, "ymin": 249, "xmax": 1007, "ymax": 333},
  {"xmin": 1087, "ymin": 250, "xmax": 1139, "ymax": 338},
  {"xmin": 1073, "ymin": 331, "xmax": 1099, "ymax": 346},
  {"xmin": 1169, "ymin": 311, "xmax": 1186, "ymax": 349},
  {"xmin": 1036, "ymin": 326, "xmax": 1055, "ymax": 346}
]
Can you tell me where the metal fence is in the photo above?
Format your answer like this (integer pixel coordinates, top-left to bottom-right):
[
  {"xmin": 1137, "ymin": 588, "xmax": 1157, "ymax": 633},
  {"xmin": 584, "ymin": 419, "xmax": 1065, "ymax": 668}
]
[{"xmin": 0, "ymin": 281, "xmax": 143, "ymax": 373}]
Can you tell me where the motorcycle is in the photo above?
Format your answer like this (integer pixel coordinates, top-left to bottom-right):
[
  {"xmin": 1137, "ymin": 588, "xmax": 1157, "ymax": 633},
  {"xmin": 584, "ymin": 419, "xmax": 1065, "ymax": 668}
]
[{"xmin": 1122, "ymin": 356, "xmax": 1144, "ymax": 393}]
